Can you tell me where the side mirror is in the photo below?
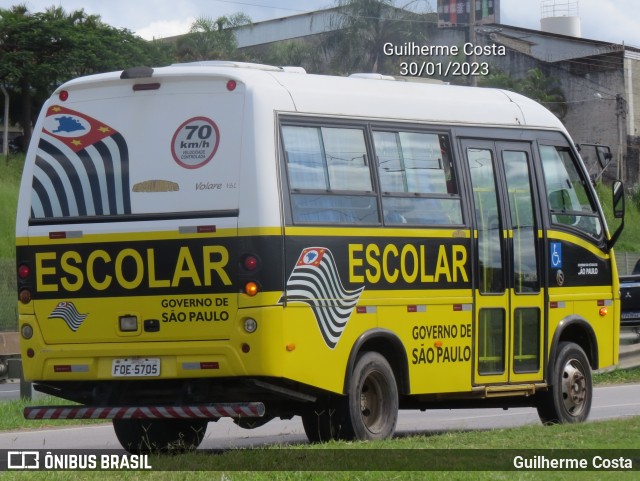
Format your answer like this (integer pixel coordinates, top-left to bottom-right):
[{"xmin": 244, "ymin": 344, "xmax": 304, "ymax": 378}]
[
  {"xmin": 613, "ymin": 180, "xmax": 624, "ymax": 219},
  {"xmin": 607, "ymin": 180, "xmax": 624, "ymax": 251},
  {"xmin": 580, "ymin": 143, "xmax": 613, "ymax": 184},
  {"xmin": 597, "ymin": 145, "xmax": 613, "ymax": 170}
]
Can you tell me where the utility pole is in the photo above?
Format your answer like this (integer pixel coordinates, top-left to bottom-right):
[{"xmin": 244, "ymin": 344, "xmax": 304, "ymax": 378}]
[
  {"xmin": 616, "ymin": 94, "xmax": 627, "ymax": 182},
  {"xmin": 469, "ymin": 0, "xmax": 477, "ymax": 87},
  {"xmin": 1, "ymin": 85, "xmax": 8, "ymax": 160}
]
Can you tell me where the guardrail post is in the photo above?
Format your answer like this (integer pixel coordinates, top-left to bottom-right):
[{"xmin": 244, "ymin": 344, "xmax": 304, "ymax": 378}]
[{"xmin": 8, "ymin": 358, "xmax": 31, "ymax": 400}]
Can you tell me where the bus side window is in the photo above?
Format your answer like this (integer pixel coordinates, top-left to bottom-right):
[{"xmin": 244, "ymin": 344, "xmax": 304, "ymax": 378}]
[
  {"xmin": 281, "ymin": 124, "xmax": 379, "ymax": 225},
  {"xmin": 282, "ymin": 126, "xmax": 327, "ymax": 190},
  {"xmin": 372, "ymin": 130, "xmax": 463, "ymax": 226},
  {"xmin": 467, "ymin": 147, "xmax": 505, "ymax": 294},
  {"xmin": 539, "ymin": 145, "xmax": 602, "ymax": 239}
]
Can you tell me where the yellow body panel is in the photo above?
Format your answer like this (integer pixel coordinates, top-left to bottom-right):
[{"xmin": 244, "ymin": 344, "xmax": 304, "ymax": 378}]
[{"xmin": 18, "ymin": 225, "xmax": 620, "ymax": 395}]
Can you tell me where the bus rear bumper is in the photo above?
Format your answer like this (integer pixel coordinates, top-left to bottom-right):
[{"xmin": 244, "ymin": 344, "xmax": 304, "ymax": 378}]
[{"xmin": 24, "ymin": 402, "xmax": 265, "ymax": 420}]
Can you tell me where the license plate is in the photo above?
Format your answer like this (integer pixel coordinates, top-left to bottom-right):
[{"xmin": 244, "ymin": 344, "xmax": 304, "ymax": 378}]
[
  {"xmin": 621, "ymin": 312, "xmax": 640, "ymax": 320},
  {"xmin": 112, "ymin": 358, "xmax": 160, "ymax": 377}
]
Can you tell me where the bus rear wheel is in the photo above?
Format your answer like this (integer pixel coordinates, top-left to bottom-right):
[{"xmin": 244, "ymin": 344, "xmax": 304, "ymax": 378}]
[
  {"xmin": 112, "ymin": 418, "xmax": 208, "ymax": 453},
  {"xmin": 344, "ymin": 351, "xmax": 398, "ymax": 440},
  {"xmin": 301, "ymin": 403, "xmax": 345, "ymax": 442},
  {"xmin": 536, "ymin": 342, "xmax": 592, "ymax": 424},
  {"xmin": 301, "ymin": 352, "xmax": 399, "ymax": 443}
]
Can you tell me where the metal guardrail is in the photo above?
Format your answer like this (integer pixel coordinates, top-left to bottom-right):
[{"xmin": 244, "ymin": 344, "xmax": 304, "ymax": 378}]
[
  {"xmin": 618, "ymin": 326, "xmax": 640, "ymax": 370},
  {"xmin": 616, "ymin": 252, "xmax": 640, "ymax": 276},
  {"xmin": 0, "ymin": 332, "xmax": 32, "ymax": 398}
]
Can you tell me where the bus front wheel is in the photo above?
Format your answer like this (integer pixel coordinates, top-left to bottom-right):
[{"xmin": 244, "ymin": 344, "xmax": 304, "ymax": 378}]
[{"xmin": 536, "ymin": 342, "xmax": 592, "ymax": 424}]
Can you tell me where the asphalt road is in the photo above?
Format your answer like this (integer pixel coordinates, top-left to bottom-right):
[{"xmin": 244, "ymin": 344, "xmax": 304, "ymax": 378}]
[
  {"xmin": 1, "ymin": 383, "xmax": 640, "ymax": 450},
  {"xmin": 0, "ymin": 380, "xmax": 20, "ymax": 400}
]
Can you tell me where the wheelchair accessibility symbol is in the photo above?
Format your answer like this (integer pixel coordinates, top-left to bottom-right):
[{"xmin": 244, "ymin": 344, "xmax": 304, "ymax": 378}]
[{"xmin": 551, "ymin": 242, "xmax": 562, "ymax": 269}]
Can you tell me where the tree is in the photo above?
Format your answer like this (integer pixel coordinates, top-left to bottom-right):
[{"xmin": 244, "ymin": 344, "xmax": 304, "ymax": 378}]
[
  {"xmin": 260, "ymin": 40, "xmax": 325, "ymax": 72},
  {"xmin": 480, "ymin": 68, "xmax": 567, "ymax": 119},
  {"xmin": 517, "ymin": 68, "xmax": 567, "ymax": 119},
  {"xmin": 176, "ymin": 13, "xmax": 251, "ymax": 62},
  {"xmin": 0, "ymin": 5, "xmax": 62, "ymax": 147},
  {"xmin": 478, "ymin": 69, "xmax": 517, "ymax": 90},
  {"xmin": 323, "ymin": 0, "xmax": 430, "ymax": 74},
  {"xmin": 0, "ymin": 5, "xmax": 173, "ymax": 147}
]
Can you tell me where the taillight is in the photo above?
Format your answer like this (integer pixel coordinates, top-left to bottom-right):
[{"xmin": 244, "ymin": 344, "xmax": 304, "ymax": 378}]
[
  {"xmin": 243, "ymin": 255, "xmax": 259, "ymax": 271},
  {"xmin": 18, "ymin": 264, "xmax": 30, "ymax": 280},
  {"xmin": 59, "ymin": 90, "xmax": 69, "ymax": 101},
  {"xmin": 244, "ymin": 281, "xmax": 260, "ymax": 297},
  {"xmin": 17, "ymin": 263, "xmax": 32, "ymax": 304},
  {"xmin": 240, "ymin": 253, "xmax": 261, "ymax": 296},
  {"xmin": 19, "ymin": 290, "xmax": 31, "ymax": 304}
]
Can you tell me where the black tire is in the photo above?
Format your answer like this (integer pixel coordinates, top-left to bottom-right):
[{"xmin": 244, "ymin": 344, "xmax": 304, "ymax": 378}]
[
  {"xmin": 344, "ymin": 351, "xmax": 398, "ymax": 440},
  {"xmin": 537, "ymin": 342, "xmax": 592, "ymax": 424},
  {"xmin": 301, "ymin": 403, "xmax": 345, "ymax": 443},
  {"xmin": 302, "ymin": 352, "xmax": 399, "ymax": 443},
  {"xmin": 112, "ymin": 418, "xmax": 208, "ymax": 453}
]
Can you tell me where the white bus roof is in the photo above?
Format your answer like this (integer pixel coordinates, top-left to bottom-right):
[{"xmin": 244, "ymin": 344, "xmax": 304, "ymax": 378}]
[{"xmin": 56, "ymin": 61, "xmax": 566, "ymax": 132}]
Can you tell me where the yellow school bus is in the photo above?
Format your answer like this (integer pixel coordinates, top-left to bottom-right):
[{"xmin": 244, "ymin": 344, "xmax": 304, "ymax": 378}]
[{"xmin": 16, "ymin": 62, "xmax": 624, "ymax": 451}]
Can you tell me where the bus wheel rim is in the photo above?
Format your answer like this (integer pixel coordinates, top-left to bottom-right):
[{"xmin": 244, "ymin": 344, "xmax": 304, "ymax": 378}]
[
  {"xmin": 359, "ymin": 370, "xmax": 385, "ymax": 433},
  {"xmin": 561, "ymin": 359, "xmax": 587, "ymax": 416}
]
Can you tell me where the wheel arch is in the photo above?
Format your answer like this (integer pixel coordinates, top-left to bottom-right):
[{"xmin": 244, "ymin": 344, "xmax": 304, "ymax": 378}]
[
  {"xmin": 548, "ymin": 315, "xmax": 599, "ymax": 382},
  {"xmin": 343, "ymin": 328, "xmax": 409, "ymax": 396}
]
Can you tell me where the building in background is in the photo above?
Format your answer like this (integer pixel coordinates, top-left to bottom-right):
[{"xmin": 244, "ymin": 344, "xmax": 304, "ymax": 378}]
[
  {"xmin": 437, "ymin": 0, "xmax": 499, "ymax": 27},
  {"xmin": 229, "ymin": 2, "xmax": 640, "ymax": 185},
  {"xmin": 540, "ymin": 0, "xmax": 581, "ymax": 38}
]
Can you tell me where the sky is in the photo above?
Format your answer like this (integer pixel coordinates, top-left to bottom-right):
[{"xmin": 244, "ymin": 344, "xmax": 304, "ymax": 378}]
[{"xmin": 4, "ymin": 0, "xmax": 640, "ymax": 47}]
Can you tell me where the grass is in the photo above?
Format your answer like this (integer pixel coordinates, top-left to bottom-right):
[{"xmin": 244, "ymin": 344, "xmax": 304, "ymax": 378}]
[
  {"xmin": 595, "ymin": 181, "xmax": 639, "ymax": 253},
  {"xmin": 1, "ymin": 417, "xmax": 640, "ymax": 480},
  {"xmin": 593, "ymin": 365, "xmax": 640, "ymax": 384},
  {"xmin": 0, "ymin": 395, "xmax": 110, "ymax": 432},
  {"xmin": 0, "ymin": 153, "xmax": 23, "ymax": 258},
  {"xmin": 0, "ymin": 154, "xmax": 23, "ymax": 331},
  {"xmin": 150, "ymin": 416, "xmax": 640, "ymax": 467}
]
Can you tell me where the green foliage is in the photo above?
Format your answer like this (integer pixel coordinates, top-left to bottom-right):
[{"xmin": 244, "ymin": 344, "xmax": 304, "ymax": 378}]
[
  {"xmin": 323, "ymin": 0, "xmax": 431, "ymax": 74},
  {"xmin": 0, "ymin": 154, "xmax": 22, "ymax": 259},
  {"xmin": 593, "ymin": 366, "xmax": 640, "ymax": 385},
  {"xmin": 0, "ymin": 395, "xmax": 86, "ymax": 431},
  {"xmin": 480, "ymin": 68, "xmax": 567, "ymax": 119},
  {"xmin": 3, "ymin": 417, "xmax": 640, "ymax": 479},
  {"xmin": 629, "ymin": 182, "xmax": 640, "ymax": 211},
  {"xmin": 0, "ymin": 154, "xmax": 23, "ymax": 331},
  {"xmin": 596, "ymin": 181, "xmax": 640, "ymax": 253},
  {"xmin": 260, "ymin": 41, "xmax": 324, "ymax": 73},
  {"xmin": 0, "ymin": 5, "xmax": 174, "ymax": 145},
  {"xmin": 478, "ymin": 70, "xmax": 517, "ymax": 90},
  {"xmin": 176, "ymin": 14, "xmax": 251, "ymax": 62}
]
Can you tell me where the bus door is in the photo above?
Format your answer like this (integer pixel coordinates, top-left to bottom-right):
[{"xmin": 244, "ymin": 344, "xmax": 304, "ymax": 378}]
[{"xmin": 462, "ymin": 140, "xmax": 544, "ymax": 385}]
